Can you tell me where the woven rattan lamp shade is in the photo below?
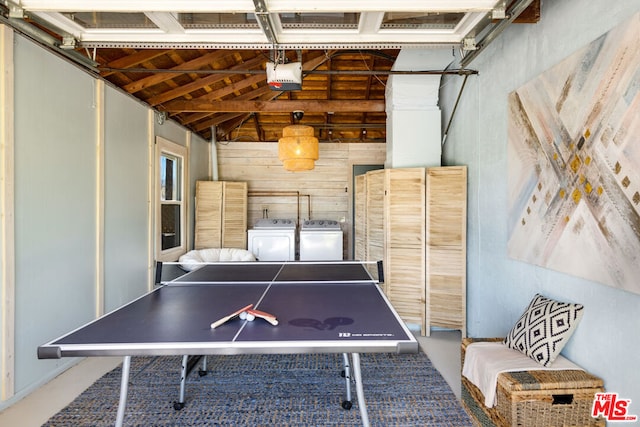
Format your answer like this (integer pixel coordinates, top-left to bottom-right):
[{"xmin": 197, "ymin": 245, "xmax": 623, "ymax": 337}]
[{"xmin": 278, "ymin": 125, "xmax": 319, "ymax": 171}]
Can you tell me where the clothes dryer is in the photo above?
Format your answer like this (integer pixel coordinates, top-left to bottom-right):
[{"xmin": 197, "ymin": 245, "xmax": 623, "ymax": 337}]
[
  {"xmin": 247, "ymin": 218, "xmax": 296, "ymax": 261},
  {"xmin": 299, "ymin": 219, "xmax": 343, "ymax": 261}
]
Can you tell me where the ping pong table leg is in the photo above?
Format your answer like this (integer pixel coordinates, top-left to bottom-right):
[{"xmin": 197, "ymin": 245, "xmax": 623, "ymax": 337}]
[
  {"xmin": 351, "ymin": 353, "xmax": 370, "ymax": 427},
  {"xmin": 200, "ymin": 355, "xmax": 208, "ymax": 376},
  {"xmin": 115, "ymin": 356, "xmax": 131, "ymax": 427},
  {"xmin": 175, "ymin": 355, "xmax": 189, "ymax": 410},
  {"xmin": 341, "ymin": 353, "xmax": 352, "ymax": 409}
]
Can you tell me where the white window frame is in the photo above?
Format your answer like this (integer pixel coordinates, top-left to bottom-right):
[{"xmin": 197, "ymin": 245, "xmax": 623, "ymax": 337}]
[{"xmin": 155, "ymin": 136, "xmax": 188, "ymax": 261}]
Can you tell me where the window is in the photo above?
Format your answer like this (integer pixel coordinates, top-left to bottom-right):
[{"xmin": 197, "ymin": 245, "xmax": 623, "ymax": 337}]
[{"xmin": 156, "ymin": 137, "xmax": 187, "ymax": 261}]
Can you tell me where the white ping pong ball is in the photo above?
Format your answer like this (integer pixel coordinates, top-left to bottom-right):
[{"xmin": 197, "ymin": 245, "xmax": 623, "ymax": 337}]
[
  {"xmin": 246, "ymin": 313, "xmax": 256, "ymax": 321},
  {"xmin": 239, "ymin": 311, "xmax": 247, "ymax": 320}
]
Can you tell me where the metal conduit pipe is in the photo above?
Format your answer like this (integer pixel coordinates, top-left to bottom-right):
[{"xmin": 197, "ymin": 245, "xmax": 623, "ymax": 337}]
[
  {"xmin": 247, "ymin": 191, "xmax": 311, "ymax": 225},
  {"xmin": 98, "ymin": 66, "xmax": 478, "ymax": 76},
  {"xmin": 300, "ymin": 195, "xmax": 311, "ymax": 221}
]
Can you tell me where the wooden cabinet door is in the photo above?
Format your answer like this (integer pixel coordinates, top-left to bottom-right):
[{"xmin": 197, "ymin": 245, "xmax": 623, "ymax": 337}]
[
  {"xmin": 426, "ymin": 166, "xmax": 467, "ymax": 336},
  {"xmin": 221, "ymin": 181, "xmax": 248, "ymax": 249},
  {"xmin": 354, "ymin": 174, "xmax": 367, "ymax": 261},
  {"xmin": 195, "ymin": 180, "xmax": 248, "ymax": 250},
  {"xmin": 365, "ymin": 170, "xmax": 385, "ymax": 291},
  {"xmin": 195, "ymin": 181, "xmax": 223, "ymax": 249},
  {"xmin": 385, "ymin": 168, "xmax": 426, "ymax": 331}
]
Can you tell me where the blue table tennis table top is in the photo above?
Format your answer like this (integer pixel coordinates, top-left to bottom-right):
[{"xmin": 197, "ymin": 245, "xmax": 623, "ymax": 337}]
[{"xmin": 38, "ymin": 261, "xmax": 418, "ymax": 359}]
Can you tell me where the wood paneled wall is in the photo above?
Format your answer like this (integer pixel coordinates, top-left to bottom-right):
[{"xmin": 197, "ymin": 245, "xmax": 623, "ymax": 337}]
[{"xmin": 215, "ymin": 142, "xmax": 386, "ymax": 258}]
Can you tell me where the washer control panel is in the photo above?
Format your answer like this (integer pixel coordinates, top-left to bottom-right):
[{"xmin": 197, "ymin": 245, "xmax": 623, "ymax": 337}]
[
  {"xmin": 301, "ymin": 220, "xmax": 341, "ymax": 230},
  {"xmin": 253, "ymin": 218, "xmax": 297, "ymax": 229}
]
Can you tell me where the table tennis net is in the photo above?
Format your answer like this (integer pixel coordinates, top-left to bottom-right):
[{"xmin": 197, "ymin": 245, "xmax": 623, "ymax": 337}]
[{"xmin": 155, "ymin": 260, "xmax": 384, "ymax": 286}]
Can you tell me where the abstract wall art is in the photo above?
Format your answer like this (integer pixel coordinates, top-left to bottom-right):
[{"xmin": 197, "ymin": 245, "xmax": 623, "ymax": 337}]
[{"xmin": 507, "ymin": 13, "xmax": 640, "ymax": 295}]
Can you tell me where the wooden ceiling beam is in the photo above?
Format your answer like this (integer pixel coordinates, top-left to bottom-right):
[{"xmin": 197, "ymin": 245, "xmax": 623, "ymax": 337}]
[
  {"xmin": 162, "ymin": 99, "xmax": 385, "ymax": 113},
  {"xmin": 99, "ymin": 49, "xmax": 173, "ymax": 77},
  {"xmin": 122, "ymin": 50, "xmax": 233, "ymax": 93},
  {"xmin": 181, "ymin": 85, "xmax": 274, "ymax": 126},
  {"xmin": 182, "ymin": 52, "xmax": 330, "ymax": 104},
  {"xmin": 147, "ymin": 55, "xmax": 265, "ymax": 106},
  {"xmin": 191, "ymin": 89, "xmax": 281, "ymax": 132},
  {"xmin": 187, "ymin": 73, "xmax": 266, "ymax": 102},
  {"xmin": 216, "ymin": 114, "xmax": 252, "ymax": 140},
  {"xmin": 191, "ymin": 112, "xmax": 246, "ymax": 130}
]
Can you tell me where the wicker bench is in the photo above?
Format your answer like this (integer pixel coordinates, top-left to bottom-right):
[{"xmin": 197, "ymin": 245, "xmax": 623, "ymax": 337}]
[{"xmin": 461, "ymin": 338, "xmax": 605, "ymax": 427}]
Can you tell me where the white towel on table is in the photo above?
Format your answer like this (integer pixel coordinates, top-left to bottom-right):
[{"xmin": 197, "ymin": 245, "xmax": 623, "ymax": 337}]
[{"xmin": 462, "ymin": 341, "xmax": 583, "ymax": 408}]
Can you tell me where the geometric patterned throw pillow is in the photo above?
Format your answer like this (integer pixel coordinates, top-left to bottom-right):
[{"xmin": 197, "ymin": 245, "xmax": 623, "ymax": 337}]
[{"xmin": 503, "ymin": 294, "xmax": 584, "ymax": 367}]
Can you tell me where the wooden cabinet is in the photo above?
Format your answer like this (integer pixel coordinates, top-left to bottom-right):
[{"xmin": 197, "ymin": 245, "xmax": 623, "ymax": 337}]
[
  {"xmin": 355, "ymin": 166, "xmax": 466, "ymax": 336},
  {"xmin": 194, "ymin": 181, "xmax": 248, "ymax": 249}
]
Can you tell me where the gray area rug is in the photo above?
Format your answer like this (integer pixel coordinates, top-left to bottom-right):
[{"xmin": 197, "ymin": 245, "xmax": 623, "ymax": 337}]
[{"xmin": 44, "ymin": 352, "xmax": 472, "ymax": 426}]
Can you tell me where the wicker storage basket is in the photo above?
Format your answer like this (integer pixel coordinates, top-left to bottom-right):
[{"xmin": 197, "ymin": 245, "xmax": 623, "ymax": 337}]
[{"xmin": 461, "ymin": 338, "xmax": 605, "ymax": 427}]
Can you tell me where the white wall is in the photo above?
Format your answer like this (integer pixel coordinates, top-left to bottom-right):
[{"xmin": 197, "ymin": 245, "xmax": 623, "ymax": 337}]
[
  {"xmin": 0, "ymin": 32, "xmax": 210, "ymax": 410},
  {"xmin": 13, "ymin": 34, "xmax": 98, "ymax": 390},
  {"xmin": 103, "ymin": 88, "xmax": 150, "ymax": 311},
  {"xmin": 440, "ymin": 0, "xmax": 640, "ymax": 408}
]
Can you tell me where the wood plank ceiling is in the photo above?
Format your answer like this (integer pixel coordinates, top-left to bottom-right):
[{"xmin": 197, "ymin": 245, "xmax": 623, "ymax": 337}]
[
  {"xmin": 101, "ymin": 48, "xmax": 396, "ymax": 142},
  {"xmin": 1, "ymin": 0, "xmax": 540, "ymax": 142}
]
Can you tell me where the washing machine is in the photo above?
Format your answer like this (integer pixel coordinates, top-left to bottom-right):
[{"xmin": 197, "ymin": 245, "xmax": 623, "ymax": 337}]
[
  {"xmin": 247, "ymin": 218, "xmax": 296, "ymax": 261},
  {"xmin": 299, "ymin": 219, "xmax": 343, "ymax": 261}
]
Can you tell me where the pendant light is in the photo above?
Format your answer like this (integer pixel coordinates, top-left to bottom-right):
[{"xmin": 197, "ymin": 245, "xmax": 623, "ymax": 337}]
[{"xmin": 278, "ymin": 124, "xmax": 319, "ymax": 171}]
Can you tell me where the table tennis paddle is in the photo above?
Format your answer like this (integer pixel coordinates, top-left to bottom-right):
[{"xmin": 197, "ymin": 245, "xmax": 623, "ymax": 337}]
[
  {"xmin": 247, "ymin": 308, "xmax": 279, "ymax": 326},
  {"xmin": 210, "ymin": 303, "xmax": 253, "ymax": 329}
]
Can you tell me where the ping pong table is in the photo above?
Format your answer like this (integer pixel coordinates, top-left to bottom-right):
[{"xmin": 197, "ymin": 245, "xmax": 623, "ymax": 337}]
[{"xmin": 38, "ymin": 260, "xmax": 418, "ymax": 426}]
